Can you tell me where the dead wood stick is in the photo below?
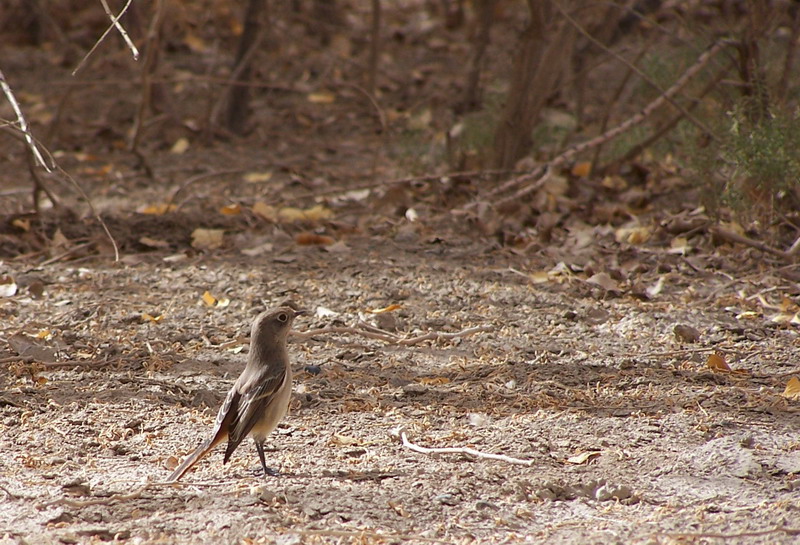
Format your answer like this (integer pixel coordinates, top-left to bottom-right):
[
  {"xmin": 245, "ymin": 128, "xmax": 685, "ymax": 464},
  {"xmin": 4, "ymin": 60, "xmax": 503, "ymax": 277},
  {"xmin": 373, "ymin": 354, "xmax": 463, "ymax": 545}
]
[
  {"xmin": 73, "ymin": 0, "xmax": 137, "ymax": 75},
  {"xmin": 0, "ymin": 69, "xmax": 50, "ymax": 171},
  {"xmin": 39, "ymin": 484, "xmax": 151, "ymax": 509},
  {"xmin": 396, "ymin": 428, "xmax": 535, "ymax": 466},
  {"xmin": 486, "ymin": 40, "xmax": 727, "ymax": 206},
  {"xmin": 710, "ymin": 226, "xmax": 793, "ymax": 260},
  {"xmin": 553, "ymin": 0, "xmax": 716, "ymax": 138}
]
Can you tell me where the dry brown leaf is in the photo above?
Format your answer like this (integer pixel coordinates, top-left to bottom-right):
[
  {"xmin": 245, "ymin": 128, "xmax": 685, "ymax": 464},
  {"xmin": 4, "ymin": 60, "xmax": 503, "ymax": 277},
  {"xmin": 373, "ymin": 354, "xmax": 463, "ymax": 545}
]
[
  {"xmin": 615, "ymin": 225, "xmax": 651, "ymax": 245},
  {"xmin": 252, "ymin": 202, "xmax": 277, "ymax": 222},
  {"xmin": 220, "ymin": 204, "xmax": 241, "ymax": 216},
  {"xmin": 782, "ymin": 377, "xmax": 800, "ymax": 400},
  {"xmin": 295, "ymin": 232, "xmax": 335, "ymax": 246},
  {"xmin": 307, "ymin": 91, "xmax": 335, "ymax": 104},
  {"xmin": 141, "ymin": 313, "xmax": 163, "ymax": 324},
  {"xmin": 191, "ymin": 228, "xmax": 225, "ymax": 250},
  {"xmin": 418, "ymin": 377, "xmax": 450, "ymax": 385},
  {"xmin": 586, "ymin": 272, "xmax": 619, "ymax": 292},
  {"xmin": 11, "ymin": 218, "xmax": 30, "ymax": 231},
  {"xmin": 368, "ymin": 304, "xmax": 402, "ymax": 313},
  {"xmin": 571, "ymin": 161, "xmax": 591, "ymax": 177},
  {"xmin": 138, "ymin": 203, "xmax": 177, "ymax": 215},
  {"xmin": 170, "ymin": 137, "xmax": 190, "ymax": 154},
  {"xmin": 201, "ymin": 291, "xmax": 217, "ymax": 307},
  {"xmin": 279, "ymin": 204, "xmax": 333, "ymax": 223},
  {"xmin": 706, "ymin": 353, "xmax": 730, "ymax": 372},
  {"xmin": 139, "ymin": 237, "xmax": 170, "ymax": 249},
  {"xmin": 566, "ymin": 451, "xmax": 601, "ymax": 465},
  {"xmin": 244, "ymin": 171, "xmax": 273, "ymax": 183}
]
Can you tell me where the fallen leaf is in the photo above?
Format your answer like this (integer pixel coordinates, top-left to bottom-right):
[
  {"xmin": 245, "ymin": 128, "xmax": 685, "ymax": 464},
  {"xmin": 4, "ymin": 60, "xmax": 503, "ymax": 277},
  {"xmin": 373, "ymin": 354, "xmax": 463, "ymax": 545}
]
[
  {"xmin": 295, "ymin": 232, "xmax": 335, "ymax": 245},
  {"xmin": 586, "ymin": 272, "xmax": 619, "ymax": 292},
  {"xmin": 201, "ymin": 291, "xmax": 217, "ymax": 307},
  {"xmin": 244, "ymin": 171, "xmax": 273, "ymax": 183},
  {"xmin": 419, "ymin": 376, "xmax": 450, "ymax": 385},
  {"xmin": 220, "ymin": 204, "xmax": 241, "ymax": 216},
  {"xmin": 615, "ymin": 225, "xmax": 651, "ymax": 245},
  {"xmin": 138, "ymin": 203, "xmax": 177, "ymax": 215},
  {"xmin": 191, "ymin": 228, "xmax": 225, "ymax": 250},
  {"xmin": 601, "ymin": 175, "xmax": 627, "ymax": 191},
  {"xmin": 241, "ymin": 242, "xmax": 274, "ymax": 257},
  {"xmin": 164, "ymin": 455, "xmax": 179, "ymax": 470},
  {"xmin": 139, "ymin": 237, "xmax": 170, "ymax": 249},
  {"xmin": 11, "ymin": 218, "xmax": 30, "ymax": 231},
  {"xmin": 567, "ymin": 451, "xmax": 601, "ymax": 465},
  {"xmin": 369, "ymin": 304, "xmax": 402, "ymax": 313},
  {"xmin": 646, "ymin": 277, "xmax": 664, "ymax": 298},
  {"xmin": 331, "ymin": 434, "xmax": 361, "ymax": 446},
  {"xmin": 316, "ymin": 306, "xmax": 339, "ymax": 318},
  {"xmin": 323, "ymin": 240, "xmax": 350, "ymax": 253},
  {"xmin": 707, "ymin": 353, "xmax": 731, "ymax": 372},
  {"xmin": 668, "ymin": 236, "xmax": 691, "ymax": 255},
  {"xmin": 307, "ymin": 91, "xmax": 335, "ymax": 104},
  {"xmin": 571, "ymin": 161, "xmax": 591, "ymax": 177},
  {"xmin": 141, "ymin": 313, "xmax": 163, "ymax": 324},
  {"xmin": 279, "ymin": 204, "xmax": 333, "ymax": 223},
  {"xmin": 170, "ymin": 137, "xmax": 190, "ymax": 154},
  {"xmin": 252, "ymin": 202, "xmax": 278, "ymax": 222},
  {"xmin": 782, "ymin": 377, "xmax": 800, "ymax": 400}
]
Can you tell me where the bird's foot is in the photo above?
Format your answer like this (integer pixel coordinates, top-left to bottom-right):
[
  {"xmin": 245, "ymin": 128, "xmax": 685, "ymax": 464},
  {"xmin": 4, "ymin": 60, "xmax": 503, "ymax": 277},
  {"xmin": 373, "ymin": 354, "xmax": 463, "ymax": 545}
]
[{"xmin": 255, "ymin": 466, "xmax": 280, "ymax": 478}]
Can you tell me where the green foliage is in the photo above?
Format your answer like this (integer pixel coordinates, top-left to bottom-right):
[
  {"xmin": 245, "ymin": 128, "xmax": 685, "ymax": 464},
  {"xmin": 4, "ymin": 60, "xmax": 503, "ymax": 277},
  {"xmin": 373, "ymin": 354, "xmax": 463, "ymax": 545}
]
[
  {"xmin": 691, "ymin": 105, "xmax": 800, "ymax": 220},
  {"xmin": 727, "ymin": 107, "xmax": 800, "ymax": 193}
]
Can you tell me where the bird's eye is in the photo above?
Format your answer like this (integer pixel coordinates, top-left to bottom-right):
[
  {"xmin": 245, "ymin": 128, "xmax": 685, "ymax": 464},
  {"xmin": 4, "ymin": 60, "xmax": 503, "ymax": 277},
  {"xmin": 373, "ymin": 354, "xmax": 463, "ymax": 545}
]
[{"xmin": 277, "ymin": 313, "xmax": 288, "ymax": 322}]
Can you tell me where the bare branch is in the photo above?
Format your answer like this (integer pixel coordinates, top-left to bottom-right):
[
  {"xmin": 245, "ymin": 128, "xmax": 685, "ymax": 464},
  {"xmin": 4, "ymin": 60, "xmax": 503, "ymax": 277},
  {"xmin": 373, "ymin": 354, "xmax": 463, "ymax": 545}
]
[
  {"xmin": 73, "ymin": 0, "xmax": 138, "ymax": 76},
  {"xmin": 0, "ymin": 69, "xmax": 50, "ymax": 171},
  {"xmin": 395, "ymin": 428, "xmax": 535, "ymax": 466}
]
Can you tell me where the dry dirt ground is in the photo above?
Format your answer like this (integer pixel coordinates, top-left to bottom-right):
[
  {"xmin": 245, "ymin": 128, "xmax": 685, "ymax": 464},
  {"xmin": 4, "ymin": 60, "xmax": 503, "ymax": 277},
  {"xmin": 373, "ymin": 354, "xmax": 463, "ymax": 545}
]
[
  {"xmin": 2, "ymin": 229, "xmax": 800, "ymax": 545},
  {"xmin": 2, "ymin": 3, "xmax": 800, "ymax": 544}
]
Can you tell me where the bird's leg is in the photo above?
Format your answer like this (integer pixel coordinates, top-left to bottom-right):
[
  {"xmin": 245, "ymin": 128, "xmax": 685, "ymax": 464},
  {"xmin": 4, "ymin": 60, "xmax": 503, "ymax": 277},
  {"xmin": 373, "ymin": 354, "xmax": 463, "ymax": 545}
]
[{"xmin": 255, "ymin": 440, "xmax": 280, "ymax": 477}]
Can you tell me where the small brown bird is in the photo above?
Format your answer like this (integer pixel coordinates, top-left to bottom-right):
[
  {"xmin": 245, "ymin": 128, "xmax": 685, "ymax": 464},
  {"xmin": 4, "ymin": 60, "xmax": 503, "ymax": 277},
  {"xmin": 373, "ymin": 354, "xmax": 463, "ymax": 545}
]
[{"xmin": 167, "ymin": 305, "xmax": 305, "ymax": 482}]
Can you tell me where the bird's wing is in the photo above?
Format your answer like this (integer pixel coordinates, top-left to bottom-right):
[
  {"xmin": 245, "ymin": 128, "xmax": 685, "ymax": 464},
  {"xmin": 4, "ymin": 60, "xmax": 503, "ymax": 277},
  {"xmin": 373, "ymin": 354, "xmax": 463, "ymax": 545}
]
[{"xmin": 223, "ymin": 364, "xmax": 287, "ymax": 460}]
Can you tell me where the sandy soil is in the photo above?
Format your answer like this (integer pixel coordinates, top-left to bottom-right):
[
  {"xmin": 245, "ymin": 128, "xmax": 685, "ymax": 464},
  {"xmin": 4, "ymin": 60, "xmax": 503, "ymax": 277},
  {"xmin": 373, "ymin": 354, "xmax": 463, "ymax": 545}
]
[{"xmin": 2, "ymin": 231, "xmax": 799, "ymax": 544}]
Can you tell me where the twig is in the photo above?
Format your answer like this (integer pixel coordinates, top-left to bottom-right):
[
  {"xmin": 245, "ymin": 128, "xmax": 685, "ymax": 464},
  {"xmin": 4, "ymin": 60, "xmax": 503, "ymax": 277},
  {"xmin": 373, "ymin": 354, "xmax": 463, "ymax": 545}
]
[
  {"xmin": 486, "ymin": 40, "xmax": 727, "ymax": 207},
  {"xmin": 0, "ymin": 484, "xmax": 21, "ymax": 500},
  {"xmin": 296, "ymin": 529, "xmax": 452, "ymax": 544},
  {"xmin": 39, "ymin": 484, "xmax": 152, "ymax": 509},
  {"xmin": 98, "ymin": 0, "xmax": 139, "ymax": 60},
  {"xmin": 396, "ymin": 325, "xmax": 492, "ymax": 346},
  {"xmin": 49, "ymin": 164, "xmax": 120, "ymax": 262},
  {"xmin": 73, "ymin": 0, "xmax": 137, "ymax": 75},
  {"xmin": 38, "ymin": 241, "xmax": 94, "ymax": 266},
  {"xmin": 167, "ymin": 168, "xmax": 247, "ymax": 208},
  {"xmin": 129, "ymin": 0, "xmax": 165, "ymax": 156},
  {"xmin": 292, "ymin": 324, "xmax": 490, "ymax": 346},
  {"xmin": 0, "ymin": 68, "xmax": 50, "ymax": 171},
  {"xmin": 621, "ymin": 347, "xmax": 731, "ymax": 358},
  {"xmin": 396, "ymin": 428, "xmax": 535, "ymax": 466},
  {"xmin": 553, "ymin": 0, "xmax": 717, "ymax": 139},
  {"xmin": 710, "ymin": 225, "xmax": 793, "ymax": 261}
]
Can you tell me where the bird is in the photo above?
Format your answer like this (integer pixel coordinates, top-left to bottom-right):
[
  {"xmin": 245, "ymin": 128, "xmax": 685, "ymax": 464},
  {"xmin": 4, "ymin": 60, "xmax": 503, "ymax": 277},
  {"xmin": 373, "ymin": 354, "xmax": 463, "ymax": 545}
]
[{"xmin": 167, "ymin": 304, "xmax": 305, "ymax": 482}]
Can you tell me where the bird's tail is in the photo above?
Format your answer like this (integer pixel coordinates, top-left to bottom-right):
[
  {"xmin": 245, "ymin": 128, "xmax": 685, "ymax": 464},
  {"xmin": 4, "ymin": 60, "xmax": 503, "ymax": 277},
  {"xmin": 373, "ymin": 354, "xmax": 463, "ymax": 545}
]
[{"xmin": 167, "ymin": 434, "xmax": 225, "ymax": 482}]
